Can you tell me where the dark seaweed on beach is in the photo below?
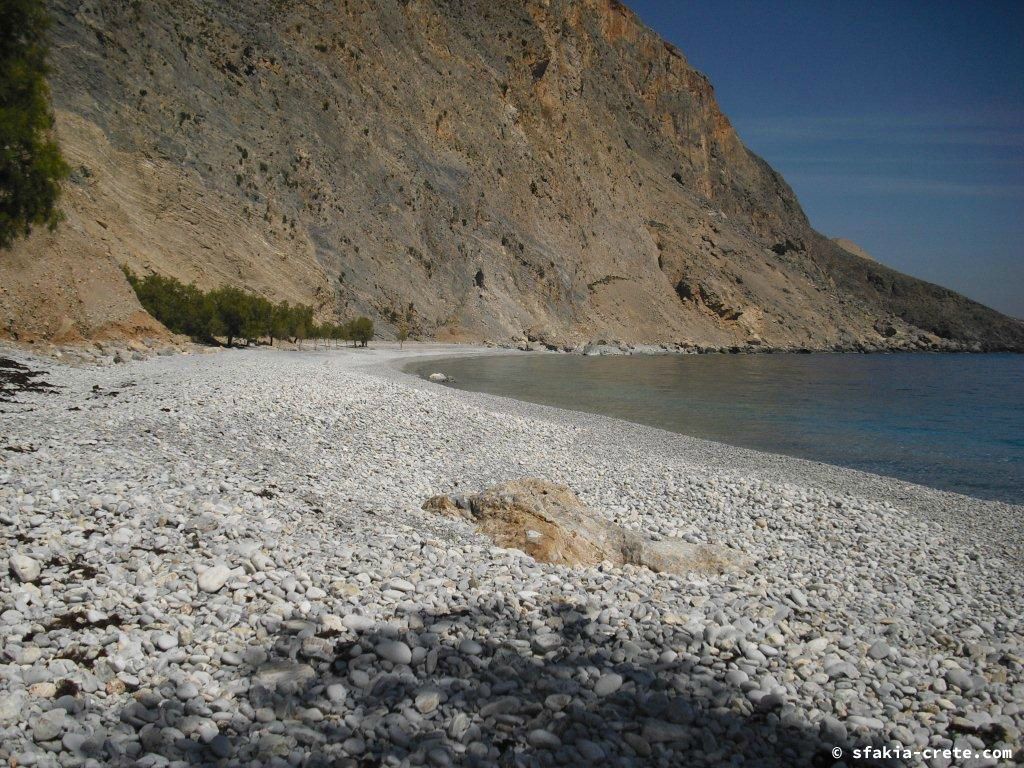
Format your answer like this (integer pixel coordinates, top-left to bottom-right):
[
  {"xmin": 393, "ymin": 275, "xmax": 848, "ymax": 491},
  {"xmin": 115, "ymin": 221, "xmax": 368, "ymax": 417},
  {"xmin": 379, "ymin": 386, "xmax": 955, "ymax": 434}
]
[
  {"xmin": 0, "ymin": 357, "xmax": 57, "ymax": 403},
  {"xmin": 43, "ymin": 610, "xmax": 122, "ymax": 632},
  {"xmin": 54, "ymin": 679, "xmax": 81, "ymax": 697}
]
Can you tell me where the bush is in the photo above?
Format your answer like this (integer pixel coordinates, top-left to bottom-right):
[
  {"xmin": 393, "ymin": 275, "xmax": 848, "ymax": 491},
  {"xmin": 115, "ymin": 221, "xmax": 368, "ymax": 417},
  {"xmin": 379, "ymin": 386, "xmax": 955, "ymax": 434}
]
[{"xmin": 0, "ymin": 0, "xmax": 69, "ymax": 249}]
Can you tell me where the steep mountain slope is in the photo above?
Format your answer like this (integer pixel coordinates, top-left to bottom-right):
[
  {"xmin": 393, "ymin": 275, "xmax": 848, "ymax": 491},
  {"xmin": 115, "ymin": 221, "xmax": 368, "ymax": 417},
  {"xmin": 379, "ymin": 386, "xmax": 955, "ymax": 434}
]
[{"xmin": 2, "ymin": 0, "xmax": 1021, "ymax": 350}]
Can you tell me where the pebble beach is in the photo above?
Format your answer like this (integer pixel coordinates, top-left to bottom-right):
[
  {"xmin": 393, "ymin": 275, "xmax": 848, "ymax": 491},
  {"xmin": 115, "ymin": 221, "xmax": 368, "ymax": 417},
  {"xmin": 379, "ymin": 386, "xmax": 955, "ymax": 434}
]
[{"xmin": 1, "ymin": 344, "xmax": 1021, "ymax": 767}]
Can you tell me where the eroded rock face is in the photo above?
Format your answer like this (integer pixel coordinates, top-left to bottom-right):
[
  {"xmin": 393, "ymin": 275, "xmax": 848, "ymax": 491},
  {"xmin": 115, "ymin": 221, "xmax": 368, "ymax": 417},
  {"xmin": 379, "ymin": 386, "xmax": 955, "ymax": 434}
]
[
  {"xmin": 423, "ymin": 479, "xmax": 737, "ymax": 575},
  {"xmin": 2, "ymin": 1, "xmax": 1020, "ymax": 350}
]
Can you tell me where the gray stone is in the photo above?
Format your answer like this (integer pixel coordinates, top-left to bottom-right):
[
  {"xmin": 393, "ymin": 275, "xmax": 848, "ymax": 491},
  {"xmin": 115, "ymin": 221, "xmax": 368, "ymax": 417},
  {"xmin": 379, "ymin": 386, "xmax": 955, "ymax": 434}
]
[
  {"xmin": 209, "ymin": 734, "xmax": 232, "ymax": 758},
  {"xmin": 593, "ymin": 673, "xmax": 623, "ymax": 696},
  {"xmin": 532, "ymin": 634, "xmax": 562, "ymax": 654},
  {"xmin": 255, "ymin": 662, "xmax": 315, "ymax": 689},
  {"xmin": 9, "ymin": 554, "xmax": 41, "ymax": 583},
  {"xmin": 945, "ymin": 668, "xmax": 975, "ymax": 692},
  {"xmin": 176, "ymin": 682, "xmax": 200, "ymax": 700},
  {"xmin": 31, "ymin": 710, "xmax": 65, "ymax": 742},
  {"xmin": 0, "ymin": 692, "xmax": 25, "ymax": 723},
  {"xmin": 725, "ymin": 669, "xmax": 749, "ymax": 686},
  {"xmin": 343, "ymin": 614, "xmax": 375, "ymax": 632},
  {"xmin": 415, "ymin": 690, "xmax": 440, "ymax": 714},
  {"xmin": 527, "ymin": 729, "xmax": 561, "ymax": 749},
  {"xmin": 480, "ymin": 697, "xmax": 521, "ymax": 717},
  {"xmin": 867, "ymin": 639, "xmax": 890, "ymax": 660},
  {"xmin": 198, "ymin": 563, "xmax": 231, "ymax": 593},
  {"xmin": 326, "ymin": 683, "xmax": 348, "ymax": 702},
  {"xmin": 643, "ymin": 720, "xmax": 689, "ymax": 743},
  {"xmin": 154, "ymin": 633, "xmax": 178, "ymax": 651},
  {"xmin": 577, "ymin": 740, "xmax": 606, "ymax": 760},
  {"xmin": 820, "ymin": 715, "xmax": 847, "ymax": 743},
  {"xmin": 544, "ymin": 694, "xmax": 572, "ymax": 711},
  {"xmin": 376, "ymin": 640, "xmax": 412, "ymax": 665}
]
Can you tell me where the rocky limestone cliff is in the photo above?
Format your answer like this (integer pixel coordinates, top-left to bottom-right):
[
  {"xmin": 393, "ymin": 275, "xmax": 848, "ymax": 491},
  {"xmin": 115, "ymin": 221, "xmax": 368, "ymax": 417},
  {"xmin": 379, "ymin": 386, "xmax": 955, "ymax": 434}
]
[{"xmin": 2, "ymin": 0, "xmax": 1022, "ymax": 351}]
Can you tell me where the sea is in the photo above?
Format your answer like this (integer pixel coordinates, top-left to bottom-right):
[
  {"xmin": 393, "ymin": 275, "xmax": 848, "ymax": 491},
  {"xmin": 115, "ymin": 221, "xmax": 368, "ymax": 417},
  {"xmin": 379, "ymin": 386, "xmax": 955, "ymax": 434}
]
[{"xmin": 406, "ymin": 352, "xmax": 1024, "ymax": 505}]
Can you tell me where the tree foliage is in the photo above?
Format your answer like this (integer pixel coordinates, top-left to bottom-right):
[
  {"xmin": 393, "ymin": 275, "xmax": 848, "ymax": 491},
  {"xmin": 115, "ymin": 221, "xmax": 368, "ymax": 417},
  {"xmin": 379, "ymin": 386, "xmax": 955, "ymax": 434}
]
[
  {"xmin": 349, "ymin": 316, "xmax": 374, "ymax": 347},
  {"xmin": 0, "ymin": 0, "xmax": 69, "ymax": 249},
  {"xmin": 122, "ymin": 270, "xmax": 218, "ymax": 341},
  {"xmin": 124, "ymin": 269, "xmax": 375, "ymax": 348}
]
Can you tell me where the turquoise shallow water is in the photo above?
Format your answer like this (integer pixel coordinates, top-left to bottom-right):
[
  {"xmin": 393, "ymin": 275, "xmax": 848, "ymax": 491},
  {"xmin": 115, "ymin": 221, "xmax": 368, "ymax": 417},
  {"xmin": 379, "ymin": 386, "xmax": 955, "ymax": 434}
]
[{"xmin": 407, "ymin": 353, "xmax": 1024, "ymax": 504}]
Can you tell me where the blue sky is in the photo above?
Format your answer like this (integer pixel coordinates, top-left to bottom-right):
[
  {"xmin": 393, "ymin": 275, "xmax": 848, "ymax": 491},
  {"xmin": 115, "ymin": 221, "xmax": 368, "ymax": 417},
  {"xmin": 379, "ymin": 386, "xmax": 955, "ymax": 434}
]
[{"xmin": 627, "ymin": 1, "xmax": 1024, "ymax": 318}]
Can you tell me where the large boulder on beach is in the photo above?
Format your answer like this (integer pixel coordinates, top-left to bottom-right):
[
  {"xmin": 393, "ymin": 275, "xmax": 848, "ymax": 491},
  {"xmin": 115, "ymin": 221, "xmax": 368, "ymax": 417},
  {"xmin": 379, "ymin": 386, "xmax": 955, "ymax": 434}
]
[{"xmin": 423, "ymin": 479, "xmax": 738, "ymax": 575}]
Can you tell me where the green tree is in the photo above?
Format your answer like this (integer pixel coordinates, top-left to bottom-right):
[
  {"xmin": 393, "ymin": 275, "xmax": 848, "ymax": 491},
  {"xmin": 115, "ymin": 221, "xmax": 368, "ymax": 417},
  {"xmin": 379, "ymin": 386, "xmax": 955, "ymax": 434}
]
[
  {"xmin": 210, "ymin": 285, "xmax": 250, "ymax": 347},
  {"xmin": 124, "ymin": 268, "xmax": 218, "ymax": 342},
  {"xmin": 396, "ymin": 321, "xmax": 409, "ymax": 349},
  {"xmin": 0, "ymin": 0, "xmax": 70, "ymax": 249},
  {"xmin": 242, "ymin": 295, "xmax": 273, "ymax": 345},
  {"xmin": 270, "ymin": 301, "xmax": 292, "ymax": 346},
  {"xmin": 290, "ymin": 304, "xmax": 313, "ymax": 347},
  {"xmin": 196, "ymin": 291, "xmax": 222, "ymax": 341},
  {"xmin": 309, "ymin": 322, "xmax": 324, "ymax": 349},
  {"xmin": 350, "ymin": 316, "xmax": 374, "ymax": 347},
  {"xmin": 327, "ymin": 322, "xmax": 343, "ymax": 348},
  {"xmin": 123, "ymin": 269, "xmax": 319, "ymax": 349}
]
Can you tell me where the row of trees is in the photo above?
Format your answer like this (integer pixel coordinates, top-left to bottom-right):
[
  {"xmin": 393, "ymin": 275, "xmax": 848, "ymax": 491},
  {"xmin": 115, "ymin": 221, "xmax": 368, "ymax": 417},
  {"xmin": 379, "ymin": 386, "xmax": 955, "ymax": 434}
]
[{"xmin": 124, "ymin": 269, "xmax": 373, "ymax": 347}]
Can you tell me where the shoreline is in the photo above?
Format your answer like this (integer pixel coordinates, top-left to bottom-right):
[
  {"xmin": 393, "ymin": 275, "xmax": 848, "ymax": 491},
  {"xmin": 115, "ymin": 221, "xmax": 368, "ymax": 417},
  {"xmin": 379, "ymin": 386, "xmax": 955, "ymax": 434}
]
[
  {"xmin": 4, "ymin": 332, "xmax": 1021, "ymax": 372},
  {"xmin": 377, "ymin": 345, "xmax": 1023, "ymax": 563},
  {"xmin": 500, "ymin": 341, "xmax": 1021, "ymax": 356},
  {"xmin": 1, "ymin": 344, "xmax": 1021, "ymax": 766}
]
